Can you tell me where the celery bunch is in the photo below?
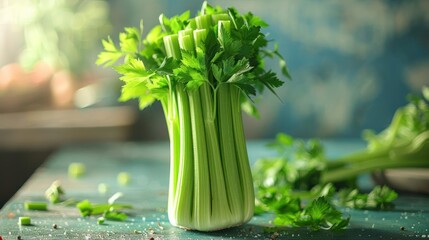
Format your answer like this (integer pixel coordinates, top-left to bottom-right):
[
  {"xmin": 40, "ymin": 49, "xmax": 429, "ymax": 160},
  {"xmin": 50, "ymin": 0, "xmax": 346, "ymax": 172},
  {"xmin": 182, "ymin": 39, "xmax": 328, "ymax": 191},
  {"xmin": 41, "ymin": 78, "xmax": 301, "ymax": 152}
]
[
  {"xmin": 324, "ymin": 87, "xmax": 429, "ymax": 182},
  {"xmin": 97, "ymin": 2, "xmax": 289, "ymax": 231}
]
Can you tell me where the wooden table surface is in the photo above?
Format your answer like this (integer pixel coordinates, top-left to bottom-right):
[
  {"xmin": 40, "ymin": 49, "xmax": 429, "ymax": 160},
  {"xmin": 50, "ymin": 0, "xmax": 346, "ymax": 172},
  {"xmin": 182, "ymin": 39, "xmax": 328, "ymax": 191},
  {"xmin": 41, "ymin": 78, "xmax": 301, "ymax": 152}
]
[{"xmin": 0, "ymin": 141, "xmax": 428, "ymax": 239}]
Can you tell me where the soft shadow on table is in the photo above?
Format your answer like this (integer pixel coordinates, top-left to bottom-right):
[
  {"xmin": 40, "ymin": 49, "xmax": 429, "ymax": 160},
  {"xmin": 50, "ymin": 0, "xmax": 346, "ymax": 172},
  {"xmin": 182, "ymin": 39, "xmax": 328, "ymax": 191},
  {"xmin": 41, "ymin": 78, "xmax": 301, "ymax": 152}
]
[
  {"xmin": 183, "ymin": 223, "xmax": 409, "ymax": 240},
  {"xmin": 183, "ymin": 223, "xmax": 266, "ymax": 239}
]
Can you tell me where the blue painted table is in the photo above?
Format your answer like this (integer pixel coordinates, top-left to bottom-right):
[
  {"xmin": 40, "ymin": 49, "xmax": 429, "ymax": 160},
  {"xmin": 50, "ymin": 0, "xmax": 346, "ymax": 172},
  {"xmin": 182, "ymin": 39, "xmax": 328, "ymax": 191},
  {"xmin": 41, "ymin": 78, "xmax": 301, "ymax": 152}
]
[{"xmin": 0, "ymin": 141, "xmax": 428, "ymax": 239}]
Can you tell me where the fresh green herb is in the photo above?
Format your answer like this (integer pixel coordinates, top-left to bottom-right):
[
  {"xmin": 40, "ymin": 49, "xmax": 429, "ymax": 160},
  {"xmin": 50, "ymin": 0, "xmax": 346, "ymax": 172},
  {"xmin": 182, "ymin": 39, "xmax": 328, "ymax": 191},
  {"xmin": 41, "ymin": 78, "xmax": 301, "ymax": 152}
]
[
  {"xmin": 76, "ymin": 192, "xmax": 132, "ymax": 223},
  {"xmin": 255, "ymin": 184, "xmax": 349, "ymax": 230},
  {"xmin": 24, "ymin": 201, "xmax": 48, "ymax": 211},
  {"xmin": 45, "ymin": 180, "xmax": 65, "ymax": 204},
  {"xmin": 68, "ymin": 162, "xmax": 86, "ymax": 178},
  {"xmin": 292, "ymin": 197, "xmax": 350, "ymax": 231},
  {"xmin": 254, "ymin": 134, "xmax": 326, "ymax": 191},
  {"xmin": 76, "ymin": 200, "xmax": 131, "ymax": 217},
  {"xmin": 18, "ymin": 216, "xmax": 31, "ymax": 226},
  {"xmin": 117, "ymin": 172, "xmax": 131, "ymax": 185},
  {"xmin": 338, "ymin": 185, "xmax": 398, "ymax": 210},
  {"xmin": 253, "ymin": 131, "xmax": 401, "ymax": 230},
  {"xmin": 97, "ymin": 1, "xmax": 289, "ymax": 231}
]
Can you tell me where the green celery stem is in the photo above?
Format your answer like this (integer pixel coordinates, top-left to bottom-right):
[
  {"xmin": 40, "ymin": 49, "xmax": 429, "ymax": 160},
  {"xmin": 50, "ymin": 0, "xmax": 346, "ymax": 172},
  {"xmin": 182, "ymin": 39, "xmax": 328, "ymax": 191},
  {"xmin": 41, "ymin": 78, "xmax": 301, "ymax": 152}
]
[
  {"xmin": 164, "ymin": 12, "xmax": 255, "ymax": 231},
  {"xmin": 172, "ymin": 84, "xmax": 194, "ymax": 225},
  {"xmin": 211, "ymin": 13, "xmax": 230, "ymax": 23},
  {"xmin": 163, "ymin": 34, "xmax": 181, "ymax": 60},
  {"xmin": 166, "ymin": 77, "xmax": 181, "ymax": 218},
  {"xmin": 188, "ymin": 88, "xmax": 211, "ymax": 229},
  {"xmin": 193, "ymin": 29, "xmax": 207, "ymax": 48},
  {"xmin": 178, "ymin": 29, "xmax": 195, "ymax": 52},
  {"xmin": 217, "ymin": 84, "xmax": 244, "ymax": 222},
  {"xmin": 200, "ymin": 83, "xmax": 232, "ymax": 227},
  {"xmin": 166, "ymin": 82, "xmax": 256, "ymax": 230},
  {"xmin": 325, "ymin": 130, "xmax": 429, "ymax": 182},
  {"xmin": 168, "ymin": 82, "xmax": 257, "ymax": 231},
  {"xmin": 195, "ymin": 15, "xmax": 212, "ymax": 30},
  {"xmin": 323, "ymin": 157, "xmax": 429, "ymax": 183},
  {"xmin": 230, "ymin": 85, "xmax": 255, "ymax": 221},
  {"xmin": 326, "ymin": 148, "xmax": 390, "ymax": 170}
]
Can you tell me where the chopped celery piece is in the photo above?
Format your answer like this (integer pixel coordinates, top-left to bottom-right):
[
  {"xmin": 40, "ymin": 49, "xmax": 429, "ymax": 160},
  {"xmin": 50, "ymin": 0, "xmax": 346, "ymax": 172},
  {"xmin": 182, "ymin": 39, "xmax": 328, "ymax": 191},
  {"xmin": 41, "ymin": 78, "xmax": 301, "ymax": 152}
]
[
  {"xmin": 45, "ymin": 180, "xmax": 65, "ymax": 203},
  {"xmin": 24, "ymin": 201, "xmax": 47, "ymax": 211},
  {"xmin": 76, "ymin": 192, "xmax": 132, "ymax": 220},
  {"xmin": 18, "ymin": 216, "xmax": 31, "ymax": 226}
]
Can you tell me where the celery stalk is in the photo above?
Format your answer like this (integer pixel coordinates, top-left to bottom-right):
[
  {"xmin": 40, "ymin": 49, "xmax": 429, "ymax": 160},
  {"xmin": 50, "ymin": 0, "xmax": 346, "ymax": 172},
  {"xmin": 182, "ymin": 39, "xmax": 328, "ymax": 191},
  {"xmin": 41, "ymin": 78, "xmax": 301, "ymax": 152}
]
[
  {"xmin": 188, "ymin": 88, "xmax": 211, "ymax": 229},
  {"xmin": 97, "ymin": 1, "xmax": 289, "ymax": 231},
  {"xmin": 230, "ymin": 85, "xmax": 255, "ymax": 221},
  {"xmin": 218, "ymin": 84, "xmax": 244, "ymax": 222}
]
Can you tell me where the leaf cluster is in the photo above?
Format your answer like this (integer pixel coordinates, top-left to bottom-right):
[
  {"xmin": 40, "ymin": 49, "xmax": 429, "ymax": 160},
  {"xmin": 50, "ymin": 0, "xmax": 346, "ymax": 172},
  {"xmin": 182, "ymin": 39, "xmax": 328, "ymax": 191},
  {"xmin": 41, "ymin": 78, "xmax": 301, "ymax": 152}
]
[
  {"xmin": 76, "ymin": 192, "xmax": 132, "ymax": 222},
  {"xmin": 254, "ymin": 133, "xmax": 326, "ymax": 191},
  {"xmin": 256, "ymin": 184, "xmax": 350, "ymax": 231},
  {"xmin": 96, "ymin": 1, "xmax": 291, "ymax": 114},
  {"xmin": 338, "ymin": 185, "xmax": 398, "ymax": 210},
  {"xmin": 253, "ymin": 133, "xmax": 399, "ymax": 231},
  {"xmin": 364, "ymin": 86, "xmax": 429, "ymax": 152}
]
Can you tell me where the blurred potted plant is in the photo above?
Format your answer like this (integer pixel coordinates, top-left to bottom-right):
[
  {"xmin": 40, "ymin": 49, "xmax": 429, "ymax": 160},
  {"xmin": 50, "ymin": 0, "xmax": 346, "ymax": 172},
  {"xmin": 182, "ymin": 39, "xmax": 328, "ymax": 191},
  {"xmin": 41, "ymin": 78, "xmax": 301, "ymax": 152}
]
[
  {"xmin": 0, "ymin": 0, "xmax": 137, "ymax": 149},
  {"xmin": 0, "ymin": 0, "xmax": 111, "ymax": 111}
]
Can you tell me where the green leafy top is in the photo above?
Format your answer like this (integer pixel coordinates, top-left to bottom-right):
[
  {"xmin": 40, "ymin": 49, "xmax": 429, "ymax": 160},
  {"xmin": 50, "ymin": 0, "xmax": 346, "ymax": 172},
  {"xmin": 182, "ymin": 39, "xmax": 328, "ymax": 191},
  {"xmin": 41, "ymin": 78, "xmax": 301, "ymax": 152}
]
[
  {"xmin": 96, "ymin": 1, "xmax": 290, "ymax": 114},
  {"xmin": 363, "ymin": 86, "xmax": 429, "ymax": 152}
]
